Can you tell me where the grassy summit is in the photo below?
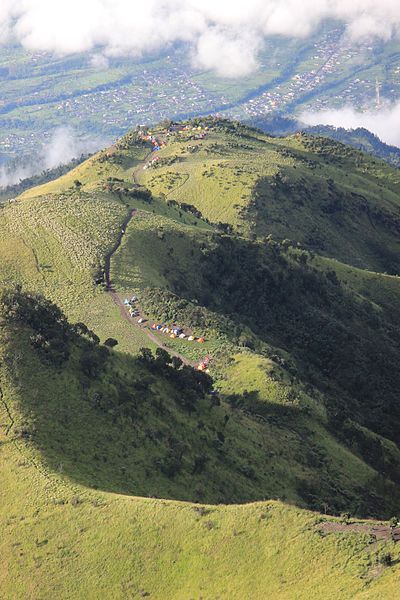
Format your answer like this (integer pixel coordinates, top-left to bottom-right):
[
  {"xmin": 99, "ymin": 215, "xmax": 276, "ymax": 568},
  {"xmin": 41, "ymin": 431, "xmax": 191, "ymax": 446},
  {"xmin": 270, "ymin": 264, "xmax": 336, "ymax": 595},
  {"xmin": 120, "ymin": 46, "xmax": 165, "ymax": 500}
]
[{"xmin": 1, "ymin": 118, "xmax": 400, "ymax": 598}]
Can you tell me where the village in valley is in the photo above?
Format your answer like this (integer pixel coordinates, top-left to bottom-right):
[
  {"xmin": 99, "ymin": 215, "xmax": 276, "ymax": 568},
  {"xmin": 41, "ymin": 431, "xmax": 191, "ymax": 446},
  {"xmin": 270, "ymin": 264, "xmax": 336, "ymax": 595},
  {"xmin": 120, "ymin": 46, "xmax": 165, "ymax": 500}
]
[{"xmin": 1, "ymin": 24, "xmax": 399, "ymax": 170}]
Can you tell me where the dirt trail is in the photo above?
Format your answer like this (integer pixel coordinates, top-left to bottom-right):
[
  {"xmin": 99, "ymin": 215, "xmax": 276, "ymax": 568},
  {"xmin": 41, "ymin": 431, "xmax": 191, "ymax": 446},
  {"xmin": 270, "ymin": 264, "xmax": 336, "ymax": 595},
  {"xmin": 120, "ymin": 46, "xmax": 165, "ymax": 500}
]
[
  {"xmin": 104, "ymin": 153, "xmax": 195, "ymax": 366},
  {"xmin": 109, "ymin": 288, "xmax": 193, "ymax": 366},
  {"xmin": 319, "ymin": 521, "xmax": 400, "ymax": 542},
  {"xmin": 104, "ymin": 208, "xmax": 137, "ymax": 288}
]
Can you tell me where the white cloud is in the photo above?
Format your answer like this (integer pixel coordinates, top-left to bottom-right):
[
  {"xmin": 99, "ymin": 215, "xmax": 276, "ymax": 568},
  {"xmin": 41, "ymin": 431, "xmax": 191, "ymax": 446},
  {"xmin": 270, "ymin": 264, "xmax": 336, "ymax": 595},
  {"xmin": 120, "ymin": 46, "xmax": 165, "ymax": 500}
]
[
  {"xmin": 194, "ymin": 28, "xmax": 261, "ymax": 78},
  {"xmin": 300, "ymin": 102, "xmax": 400, "ymax": 147},
  {"xmin": 89, "ymin": 53, "xmax": 110, "ymax": 70},
  {"xmin": 0, "ymin": 127, "xmax": 105, "ymax": 187},
  {"xmin": 1, "ymin": 1, "xmax": 400, "ymax": 77}
]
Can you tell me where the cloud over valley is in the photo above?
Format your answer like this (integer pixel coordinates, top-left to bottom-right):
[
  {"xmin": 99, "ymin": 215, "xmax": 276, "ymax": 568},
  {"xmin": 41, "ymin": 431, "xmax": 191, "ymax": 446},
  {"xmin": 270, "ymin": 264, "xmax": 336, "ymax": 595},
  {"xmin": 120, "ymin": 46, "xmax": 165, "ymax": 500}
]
[{"xmin": 1, "ymin": 1, "xmax": 400, "ymax": 77}]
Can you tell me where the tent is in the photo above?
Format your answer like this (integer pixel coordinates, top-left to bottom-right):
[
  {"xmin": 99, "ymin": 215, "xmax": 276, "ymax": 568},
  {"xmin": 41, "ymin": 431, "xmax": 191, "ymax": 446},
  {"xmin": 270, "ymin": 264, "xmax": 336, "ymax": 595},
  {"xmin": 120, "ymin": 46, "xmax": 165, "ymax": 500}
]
[
  {"xmin": 170, "ymin": 333, "xmax": 177, "ymax": 339},
  {"xmin": 198, "ymin": 337, "xmax": 205, "ymax": 343},
  {"xmin": 188, "ymin": 336, "xmax": 195, "ymax": 341}
]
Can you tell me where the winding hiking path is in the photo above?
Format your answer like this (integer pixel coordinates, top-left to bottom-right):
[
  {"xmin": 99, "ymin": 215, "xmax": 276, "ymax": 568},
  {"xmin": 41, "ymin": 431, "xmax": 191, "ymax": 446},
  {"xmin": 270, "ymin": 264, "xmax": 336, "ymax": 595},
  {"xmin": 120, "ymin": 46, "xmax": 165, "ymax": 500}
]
[
  {"xmin": 108, "ymin": 287, "xmax": 193, "ymax": 366},
  {"xmin": 104, "ymin": 150, "xmax": 195, "ymax": 366}
]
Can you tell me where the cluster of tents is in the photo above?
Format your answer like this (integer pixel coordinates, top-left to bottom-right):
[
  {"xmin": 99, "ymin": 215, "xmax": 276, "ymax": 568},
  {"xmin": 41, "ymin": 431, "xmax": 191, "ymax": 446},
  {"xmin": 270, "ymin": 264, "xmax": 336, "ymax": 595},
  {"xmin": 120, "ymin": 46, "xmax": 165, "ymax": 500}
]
[
  {"xmin": 123, "ymin": 297, "xmax": 206, "ymax": 344},
  {"xmin": 139, "ymin": 132, "xmax": 166, "ymax": 152},
  {"xmin": 150, "ymin": 323, "xmax": 206, "ymax": 344},
  {"xmin": 197, "ymin": 356, "xmax": 210, "ymax": 372},
  {"xmin": 123, "ymin": 294, "xmax": 210, "ymax": 371},
  {"xmin": 124, "ymin": 296, "xmax": 141, "ymax": 319}
]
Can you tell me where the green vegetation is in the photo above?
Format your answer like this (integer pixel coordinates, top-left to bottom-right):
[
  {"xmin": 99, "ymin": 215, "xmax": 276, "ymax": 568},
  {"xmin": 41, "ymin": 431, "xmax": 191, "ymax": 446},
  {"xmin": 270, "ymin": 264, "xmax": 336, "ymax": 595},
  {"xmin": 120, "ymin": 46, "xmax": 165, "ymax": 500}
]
[
  {"xmin": 250, "ymin": 116, "xmax": 400, "ymax": 168},
  {"xmin": 1, "ymin": 118, "xmax": 400, "ymax": 597},
  {"xmin": 139, "ymin": 119, "xmax": 400, "ymax": 273}
]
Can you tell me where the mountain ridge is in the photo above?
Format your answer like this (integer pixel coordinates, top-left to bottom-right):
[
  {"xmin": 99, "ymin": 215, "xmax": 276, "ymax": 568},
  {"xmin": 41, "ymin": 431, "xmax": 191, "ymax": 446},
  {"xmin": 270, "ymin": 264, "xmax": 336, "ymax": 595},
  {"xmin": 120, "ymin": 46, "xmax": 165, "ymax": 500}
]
[{"xmin": 1, "ymin": 117, "xmax": 400, "ymax": 598}]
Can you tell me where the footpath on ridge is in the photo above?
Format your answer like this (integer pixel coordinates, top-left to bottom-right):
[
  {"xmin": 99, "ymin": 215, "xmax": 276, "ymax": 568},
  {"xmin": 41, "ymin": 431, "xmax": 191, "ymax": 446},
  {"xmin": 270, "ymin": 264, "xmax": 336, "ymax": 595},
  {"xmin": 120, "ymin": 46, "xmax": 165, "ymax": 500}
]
[{"xmin": 104, "ymin": 149, "xmax": 195, "ymax": 367}]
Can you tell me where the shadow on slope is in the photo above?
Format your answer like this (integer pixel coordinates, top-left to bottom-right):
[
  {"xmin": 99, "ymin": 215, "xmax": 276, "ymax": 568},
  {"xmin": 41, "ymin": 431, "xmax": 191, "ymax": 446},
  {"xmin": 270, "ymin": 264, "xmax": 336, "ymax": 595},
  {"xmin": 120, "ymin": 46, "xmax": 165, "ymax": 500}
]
[
  {"xmin": 2, "ymin": 288, "xmax": 400, "ymax": 517},
  {"xmin": 114, "ymin": 224, "xmax": 400, "ymax": 513},
  {"xmin": 247, "ymin": 165, "xmax": 400, "ymax": 275},
  {"xmin": 0, "ymin": 288, "xmax": 306, "ymax": 506}
]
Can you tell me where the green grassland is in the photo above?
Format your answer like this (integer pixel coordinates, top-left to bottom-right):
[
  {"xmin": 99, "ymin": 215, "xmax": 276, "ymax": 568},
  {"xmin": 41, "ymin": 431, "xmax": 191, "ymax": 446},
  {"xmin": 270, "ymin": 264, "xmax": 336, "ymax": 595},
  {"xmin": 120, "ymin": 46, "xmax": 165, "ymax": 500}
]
[
  {"xmin": 139, "ymin": 121, "xmax": 400, "ymax": 273},
  {"xmin": 1, "ymin": 118, "xmax": 400, "ymax": 597},
  {"xmin": 1, "ymin": 293, "xmax": 400, "ymax": 600}
]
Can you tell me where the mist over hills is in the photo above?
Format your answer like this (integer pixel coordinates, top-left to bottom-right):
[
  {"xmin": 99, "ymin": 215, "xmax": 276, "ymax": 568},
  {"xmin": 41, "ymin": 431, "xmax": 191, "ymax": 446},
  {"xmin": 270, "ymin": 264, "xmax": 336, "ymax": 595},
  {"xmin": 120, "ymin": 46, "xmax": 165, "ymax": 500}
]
[{"xmin": 1, "ymin": 17, "xmax": 400, "ymax": 168}]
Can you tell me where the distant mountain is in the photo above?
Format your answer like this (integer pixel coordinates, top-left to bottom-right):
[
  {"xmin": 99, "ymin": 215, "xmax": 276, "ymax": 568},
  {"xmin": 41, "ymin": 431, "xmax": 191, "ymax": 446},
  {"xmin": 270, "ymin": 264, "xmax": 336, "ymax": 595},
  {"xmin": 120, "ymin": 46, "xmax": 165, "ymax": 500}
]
[
  {"xmin": 250, "ymin": 115, "xmax": 400, "ymax": 168},
  {"xmin": 0, "ymin": 154, "xmax": 91, "ymax": 202}
]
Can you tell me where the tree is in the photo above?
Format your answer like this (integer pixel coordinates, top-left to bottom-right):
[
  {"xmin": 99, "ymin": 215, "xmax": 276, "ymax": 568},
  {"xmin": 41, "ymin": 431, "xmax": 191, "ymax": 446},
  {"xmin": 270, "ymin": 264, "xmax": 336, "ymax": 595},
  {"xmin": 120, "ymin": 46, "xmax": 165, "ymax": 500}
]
[
  {"xmin": 79, "ymin": 347, "xmax": 108, "ymax": 378},
  {"xmin": 74, "ymin": 322, "xmax": 100, "ymax": 345},
  {"xmin": 155, "ymin": 347, "xmax": 172, "ymax": 370},
  {"xmin": 389, "ymin": 516, "xmax": 398, "ymax": 528},
  {"xmin": 171, "ymin": 356, "xmax": 183, "ymax": 370},
  {"xmin": 138, "ymin": 347, "xmax": 154, "ymax": 364}
]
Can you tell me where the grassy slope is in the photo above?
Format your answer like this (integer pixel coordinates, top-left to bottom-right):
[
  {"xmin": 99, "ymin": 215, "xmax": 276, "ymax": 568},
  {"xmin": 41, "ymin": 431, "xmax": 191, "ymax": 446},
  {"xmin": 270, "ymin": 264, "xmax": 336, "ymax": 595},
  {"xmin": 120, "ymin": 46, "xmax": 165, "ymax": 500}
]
[
  {"xmin": 139, "ymin": 122, "xmax": 400, "ymax": 273},
  {"xmin": 1, "ymin": 119, "xmax": 400, "ymax": 597},
  {"xmin": 2, "ymin": 382, "xmax": 400, "ymax": 600},
  {"xmin": 110, "ymin": 202, "xmax": 400, "ymax": 515},
  {"xmin": 3, "ymin": 450, "xmax": 398, "ymax": 600}
]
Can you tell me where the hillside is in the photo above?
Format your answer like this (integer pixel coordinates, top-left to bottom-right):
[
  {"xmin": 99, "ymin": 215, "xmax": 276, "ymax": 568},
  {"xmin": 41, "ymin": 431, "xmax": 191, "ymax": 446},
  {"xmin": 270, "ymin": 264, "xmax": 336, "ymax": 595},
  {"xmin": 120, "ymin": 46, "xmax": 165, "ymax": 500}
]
[
  {"xmin": 1, "ymin": 118, "xmax": 400, "ymax": 598},
  {"xmin": 2, "ymin": 23, "xmax": 400, "ymax": 166},
  {"xmin": 250, "ymin": 115, "xmax": 400, "ymax": 168},
  {"xmin": 137, "ymin": 118, "xmax": 400, "ymax": 274}
]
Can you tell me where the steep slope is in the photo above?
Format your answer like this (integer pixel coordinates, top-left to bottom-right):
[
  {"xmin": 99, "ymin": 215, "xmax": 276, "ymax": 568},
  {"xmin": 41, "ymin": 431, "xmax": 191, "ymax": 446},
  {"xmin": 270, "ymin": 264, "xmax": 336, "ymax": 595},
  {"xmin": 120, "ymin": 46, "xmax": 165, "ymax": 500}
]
[
  {"xmin": 138, "ymin": 118, "xmax": 400, "ymax": 274},
  {"xmin": 111, "ymin": 207, "xmax": 400, "ymax": 514},
  {"xmin": 1, "ymin": 293, "xmax": 400, "ymax": 600},
  {"xmin": 1, "ymin": 118, "xmax": 400, "ymax": 598},
  {"xmin": 249, "ymin": 116, "xmax": 400, "ymax": 168}
]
